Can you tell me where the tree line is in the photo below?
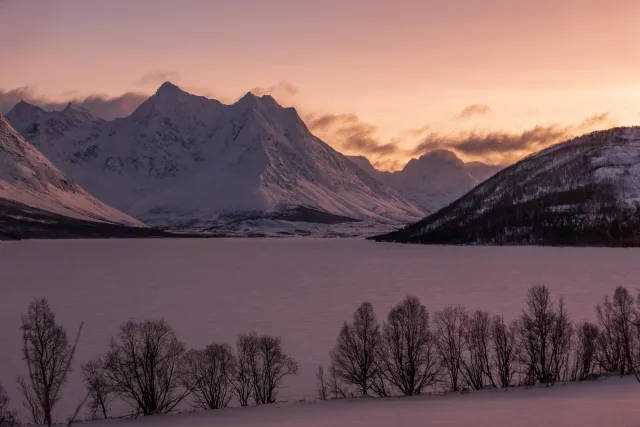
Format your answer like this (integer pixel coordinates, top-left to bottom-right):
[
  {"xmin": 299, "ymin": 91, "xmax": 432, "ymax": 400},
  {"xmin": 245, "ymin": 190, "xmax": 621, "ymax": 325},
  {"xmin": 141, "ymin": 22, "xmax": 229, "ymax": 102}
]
[
  {"xmin": 317, "ymin": 285, "xmax": 640, "ymax": 399},
  {"xmin": 2, "ymin": 284, "xmax": 640, "ymax": 425},
  {"xmin": 0, "ymin": 299, "xmax": 298, "ymax": 426}
]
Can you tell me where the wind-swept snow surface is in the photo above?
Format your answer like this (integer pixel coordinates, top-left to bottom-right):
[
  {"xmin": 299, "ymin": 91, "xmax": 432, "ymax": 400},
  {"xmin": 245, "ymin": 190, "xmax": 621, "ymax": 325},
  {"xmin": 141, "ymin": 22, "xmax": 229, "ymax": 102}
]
[
  {"xmin": 7, "ymin": 84, "xmax": 425, "ymax": 233},
  {"xmin": 0, "ymin": 114, "xmax": 143, "ymax": 228},
  {"xmin": 79, "ymin": 376, "xmax": 640, "ymax": 427}
]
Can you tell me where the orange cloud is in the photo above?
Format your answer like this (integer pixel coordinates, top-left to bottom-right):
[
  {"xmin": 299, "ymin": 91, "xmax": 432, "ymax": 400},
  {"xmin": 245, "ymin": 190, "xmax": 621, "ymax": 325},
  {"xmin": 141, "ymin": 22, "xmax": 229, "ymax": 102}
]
[{"xmin": 305, "ymin": 113, "xmax": 401, "ymax": 156}]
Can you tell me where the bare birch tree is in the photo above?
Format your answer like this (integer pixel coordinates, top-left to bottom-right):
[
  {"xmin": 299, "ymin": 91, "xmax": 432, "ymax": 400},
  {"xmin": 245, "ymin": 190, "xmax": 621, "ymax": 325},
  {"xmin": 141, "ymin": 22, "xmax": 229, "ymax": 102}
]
[
  {"xmin": 434, "ymin": 306, "xmax": 467, "ymax": 391},
  {"xmin": 377, "ymin": 296, "xmax": 439, "ymax": 396},
  {"xmin": 490, "ymin": 315, "xmax": 519, "ymax": 388},
  {"xmin": 0, "ymin": 383, "xmax": 19, "ymax": 426},
  {"xmin": 518, "ymin": 285, "xmax": 573, "ymax": 385},
  {"xmin": 81, "ymin": 358, "xmax": 114, "ymax": 420},
  {"xmin": 18, "ymin": 298, "xmax": 82, "ymax": 426},
  {"xmin": 571, "ymin": 322, "xmax": 600, "ymax": 381},
  {"xmin": 103, "ymin": 319, "xmax": 188, "ymax": 416},
  {"xmin": 315, "ymin": 365, "xmax": 328, "ymax": 401},
  {"xmin": 462, "ymin": 310, "xmax": 495, "ymax": 390},
  {"xmin": 330, "ymin": 302, "xmax": 381, "ymax": 396},
  {"xmin": 235, "ymin": 333, "xmax": 298, "ymax": 405},
  {"xmin": 181, "ymin": 343, "xmax": 235, "ymax": 410},
  {"xmin": 595, "ymin": 286, "xmax": 635, "ymax": 374},
  {"xmin": 232, "ymin": 334, "xmax": 256, "ymax": 406}
]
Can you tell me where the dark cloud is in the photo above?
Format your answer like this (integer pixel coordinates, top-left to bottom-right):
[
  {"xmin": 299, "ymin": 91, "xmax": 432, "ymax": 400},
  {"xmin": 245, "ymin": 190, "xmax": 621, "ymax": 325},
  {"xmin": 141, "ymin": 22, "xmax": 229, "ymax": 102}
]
[
  {"xmin": 134, "ymin": 70, "xmax": 181, "ymax": 87},
  {"xmin": 455, "ymin": 103, "xmax": 492, "ymax": 120},
  {"xmin": 577, "ymin": 113, "xmax": 613, "ymax": 130},
  {"xmin": 73, "ymin": 92, "xmax": 148, "ymax": 120},
  {"xmin": 0, "ymin": 87, "xmax": 38, "ymax": 114},
  {"xmin": 414, "ymin": 125, "xmax": 568, "ymax": 158},
  {"xmin": 413, "ymin": 113, "xmax": 614, "ymax": 164},
  {"xmin": 250, "ymin": 81, "xmax": 300, "ymax": 97},
  {"xmin": 305, "ymin": 112, "xmax": 400, "ymax": 156},
  {"xmin": 306, "ymin": 113, "xmax": 359, "ymax": 130},
  {"xmin": 0, "ymin": 86, "xmax": 148, "ymax": 120}
]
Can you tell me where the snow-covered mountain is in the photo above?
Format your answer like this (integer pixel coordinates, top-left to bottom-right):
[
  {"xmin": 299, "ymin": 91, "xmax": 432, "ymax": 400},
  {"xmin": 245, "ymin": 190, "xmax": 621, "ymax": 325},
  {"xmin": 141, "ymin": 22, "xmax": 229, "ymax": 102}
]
[
  {"xmin": 373, "ymin": 127, "xmax": 640, "ymax": 246},
  {"xmin": 0, "ymin": 114, "xmax": 144, "ymax": 236},
  {"xmin": 348, "ymin": 150, "xmax": 501, "ymax": 212},
  {"xmin": 6, "ymin": 83, "xmax": 425, "ymax": 232}
]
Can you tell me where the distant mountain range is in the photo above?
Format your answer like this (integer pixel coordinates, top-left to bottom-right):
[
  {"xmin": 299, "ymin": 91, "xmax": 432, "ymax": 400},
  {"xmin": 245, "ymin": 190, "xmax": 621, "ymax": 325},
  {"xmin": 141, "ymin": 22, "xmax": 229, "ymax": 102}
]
[
  {"xmin": 0, "ymin": 114, "xmax": 168, "ymax": 239},
  {"xmin": 9, "ymin": 81, "xmax": 634, "ymax": 244},
  {"xmin": 373, "ymin": 127, "xmax": 640, "ymax": 246},
  {"xmin": 6, "ymin": 83, "xmax": 434, "ymax": 235},
  {"xmin": 348, "ymin": 150, "xmax": 501, "ymax": 212}
]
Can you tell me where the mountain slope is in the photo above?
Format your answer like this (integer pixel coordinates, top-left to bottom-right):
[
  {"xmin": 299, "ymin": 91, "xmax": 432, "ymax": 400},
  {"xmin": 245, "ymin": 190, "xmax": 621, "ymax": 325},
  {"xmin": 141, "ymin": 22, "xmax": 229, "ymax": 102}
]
[
  {"xmin": 0, "ymin": 114, "xmax": 145, "ymax": 235},
  {"xmin": 373, "ymin": 127, "xmax": 640, "ymax": 246},
  {"xmin": 348, "ymin": 150, "xmax": 501, "ymax": 212},
  {"xmin": 7, "ymin": 83, "xmax": 425, "ymax": 232}
]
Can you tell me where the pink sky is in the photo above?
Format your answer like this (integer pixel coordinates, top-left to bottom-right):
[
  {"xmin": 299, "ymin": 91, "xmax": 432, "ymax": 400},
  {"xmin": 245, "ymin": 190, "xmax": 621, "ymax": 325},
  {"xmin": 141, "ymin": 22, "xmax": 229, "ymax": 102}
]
[{"xmin": 1, "ymin": 0, "xmax": 639, "ymax": 168}]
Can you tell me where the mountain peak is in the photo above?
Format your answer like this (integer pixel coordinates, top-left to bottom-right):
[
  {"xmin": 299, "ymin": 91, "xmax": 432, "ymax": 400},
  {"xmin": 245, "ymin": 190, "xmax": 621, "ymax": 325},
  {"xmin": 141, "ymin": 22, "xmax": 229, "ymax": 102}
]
[
  {"xmin": 5, "ymin": 101, "xmax": 44, "ymax": 132},
  {"xmin": 236, "ymin": 92, "xmax": 283, "ymax": 110},
  {"xmin": 7, "ymin": 100, "xmax": 43, "ymax": 116},
  {"xmin": 155, "ymin": 81, "xmax": 186, "ymax": 96},
  {"xmin": 62, "ymin": 102, "xmax": 93, "ymax": 116},
  {"xmin": 403, "ymin": 149, "xmax": 464, "ymax": 172},
  {"xmin": 420, "ymin": 149, "xmax": 461, "ymax": 163}
]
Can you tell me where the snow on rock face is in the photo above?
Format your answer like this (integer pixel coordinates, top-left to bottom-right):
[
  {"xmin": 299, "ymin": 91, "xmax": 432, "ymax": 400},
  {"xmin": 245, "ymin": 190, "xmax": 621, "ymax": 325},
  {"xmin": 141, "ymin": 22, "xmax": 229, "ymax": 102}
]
[
  {"xmin": 7, "ymin": 83, "xmax": 425, "ymax": 231},
  {"xmin": 0, "ymin": 115, "xmax": 144, "ymax": 227},
  {"xmin": 348, "ymin": 150, "xmax": 501, "ymax": 212},
  {"xmin": 374, "ymin": 127, "xmax": 640, "ymax": 246}
]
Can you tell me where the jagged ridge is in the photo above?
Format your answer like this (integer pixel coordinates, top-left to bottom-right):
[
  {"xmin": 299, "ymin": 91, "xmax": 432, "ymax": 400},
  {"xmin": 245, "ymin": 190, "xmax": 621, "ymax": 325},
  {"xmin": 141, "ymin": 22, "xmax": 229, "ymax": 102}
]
[{"xmin": 7, "ymin": 83, "xmax": 425, "ymax": 232}]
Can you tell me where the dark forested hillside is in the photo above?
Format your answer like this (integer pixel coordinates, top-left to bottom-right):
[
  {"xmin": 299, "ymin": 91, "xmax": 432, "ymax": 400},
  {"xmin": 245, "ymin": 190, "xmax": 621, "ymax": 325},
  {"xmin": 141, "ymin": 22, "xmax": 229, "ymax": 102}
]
[
  {"xmin": 372, "ymin": 127, "xmax": 640, "ymax": 247},
  {"xmin": 0, "ymin": 199, "xmax": 175, "ymax": 240}
]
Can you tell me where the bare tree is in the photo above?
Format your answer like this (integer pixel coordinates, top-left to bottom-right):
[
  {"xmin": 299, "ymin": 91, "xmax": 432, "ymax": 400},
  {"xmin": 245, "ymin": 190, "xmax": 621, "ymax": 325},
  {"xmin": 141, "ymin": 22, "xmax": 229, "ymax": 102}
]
[
  {"xmin": 571, "ymin": 322, "xmax": 600, "ymax": 381},
  {"xmin": 316, "ymin": 365, "xmax": 328, "ymax": 401},
  {"xmin": 434, "ymin": 306, "xmax": 467, "ymax": 391},
  {"xmin": 330, "ymin": 302, "xmax": 381, "ymax": 396},
  {"xmin": 462, "ymin": 310, "xmax": 495, "ymax": 390},
  {"xmin": 81, "ymin": 358, "xmax": 114, "ymax": 420},
  {"xmin": 377, "ymin": 296, "xmax": 439, "ymax": 396},
  {"xmin": 232, "ymin": 334, "xmax": 255, "ymax": 406},
  {"xmin": 490, "ymin": 316, "xmax": 519, "ymax": 388},
  {"xmin": 328, "ymin": 365, "xmax": 347, "ymax": 399},
  {"xmin": 549, "ymin": 298, "xmax": 573, "ymax": 382},
  {"xmin": 18, "ymin": 298, "xmax": 82, "ymax": 426},
  {"xmin": 518, "ymin": 285, "xmax": 573, "ymax": 385},
  {"xmin": 596, "ymin": 295, "xmax": 621, "ymax": 372},
  {"xmin": 0, "ymin": 383, "xmax": 19, "ymax": 426},
  {"xmin": 234, "ymin": 334, "xmax": 298, "ymax": 405},
  {"xmin": 369, "ymin": 367, "xmax": 391, "ymax": 397},
  {"xmin": 181, "ymin": 343, "xmax": 235, "ymax": 410},
  {"xmin": 103, "ymin": 319, "xmax": 188, "ymax": 416},
  {"xmin": 254, "ymin": 334, "xmax": 298, "ymax": 404},
  {"xmin": 595, "ymin": 286, "xmax": 635, "ymax": 375}
]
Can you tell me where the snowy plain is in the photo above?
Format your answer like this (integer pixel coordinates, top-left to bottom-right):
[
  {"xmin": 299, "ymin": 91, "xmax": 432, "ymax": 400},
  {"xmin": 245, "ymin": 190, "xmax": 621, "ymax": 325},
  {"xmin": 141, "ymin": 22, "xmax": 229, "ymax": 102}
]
[
  {"xmin": 1, "ymin": 238, "xmax": 640, "ymax": 425},
  {"xmin": 86, "ymin": 375, "xmax": 640, "ymax": 427}
]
